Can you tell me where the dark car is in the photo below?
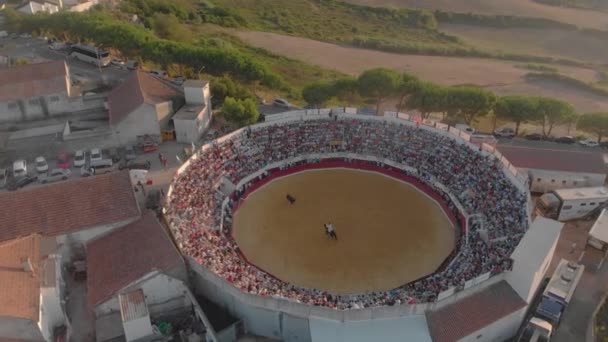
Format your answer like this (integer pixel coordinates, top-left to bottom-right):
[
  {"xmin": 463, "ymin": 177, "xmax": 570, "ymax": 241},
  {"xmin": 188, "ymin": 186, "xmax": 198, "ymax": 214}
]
[
  {"xmin": 555, "ymin": 136, "xmax": 576, "ymax": 144},
  {"xmin": 8, "ymin": 175, "xmax": 37, "ymax": 191},
  {"xmin": 600, "ymin": 141, "xmax": 608, "ymax": 149},
  {"xmin": 107, "ymin": 147, "xmax": 121, "ymax": 163},
  {"xmin": 119, "ymin": 160, "xmax": 151, "ymax": 171},
  {"xmin": 525, "ymin": 133, "xmax": 543, "ymax": 141}
]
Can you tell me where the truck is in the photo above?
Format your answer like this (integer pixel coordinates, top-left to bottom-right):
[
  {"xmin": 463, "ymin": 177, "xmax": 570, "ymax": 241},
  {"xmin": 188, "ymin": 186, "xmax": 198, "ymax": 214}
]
[
  {"xmin": 518, "ymin": 259, "xmax": 584, "ymax": 342},
  {"xmin": 537, "ymin": 186, "xmax": 608, "ymax": 221}
]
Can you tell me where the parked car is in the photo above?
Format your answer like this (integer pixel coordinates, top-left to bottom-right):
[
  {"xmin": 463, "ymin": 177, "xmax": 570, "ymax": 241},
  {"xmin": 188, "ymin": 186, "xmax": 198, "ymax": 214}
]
[
  {"xmin": 39, "ymin": 168, "xmax": 71, "ymax": 184},
  {"xmin": 0, "ymin": 168, "xmax": 7, "ymax": 188},
  {"xmin": 56, "ymin": 153, "xmax": 70, "ymax": 169},
  {"xmin": 126, "ymin": 60, "xmax": 139, "ymax": 70},
  {"xmin": 13, "ymin": 159, "xmax": 27, "ymax": 178},
  {"xmin": 111, "ymin": 58, "xmax": 125, "ymax": 66},
  {"xmin": 579, "ymin": 139, "xmax": 599, "ymax": 147},
  {"xmin": 35, "ymin": 156, "xmax": 49, "ymax": 173},
  {"xmin": 455, "ymin": 124, "xmax": 475, "ymax": 135},
  {"xmin": 150, "ymin": 69, "xmax": 167, "ymax": 77},
  {"xmin": 171, "ymin": 76, "xmax": 186, "ymax": 85},
  {"xmin": 555, "ymin": 136, "xmax": 576, "ymax": 144},
  {"xmin": 81, "ymin": 159, "xmax": 115, "ymax": 177},
  {"xmin": 108, "ymin": 147, "xmax": 121, "ymax": 163},
  {"xmin": 272, "ymin": 98, "xmax": 291, "ymax": 108},
  {"xmin": 73, "ymin": 150, "xmax": 86, "ymax": 168},
  {"xmin": 8, "ymin": 175, "xmax": 37, "ymax": 191},
  {"xmin": 90, "ymin": 148, "xmax": 103, "ymax": 163},
  {"xmin": 525, "ymin": 133, "xmax": 543, "ymax": 141},
  {"xmin": 124, "ymin": 145, "xmax": 137, "ymax": 161},
  {"xmin": 493, "ymin": 127, "xmax": 515, "ymax": 138},
  {"xmin": 119, "ymin": 159, "xmax": 151, "ymax": 171}
]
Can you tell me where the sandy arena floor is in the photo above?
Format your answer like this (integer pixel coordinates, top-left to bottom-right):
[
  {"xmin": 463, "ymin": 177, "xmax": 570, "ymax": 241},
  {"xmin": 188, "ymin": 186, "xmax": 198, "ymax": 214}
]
[{"xmin": 233, "ymin": 169, "xmax": 456, "ymax": 294}]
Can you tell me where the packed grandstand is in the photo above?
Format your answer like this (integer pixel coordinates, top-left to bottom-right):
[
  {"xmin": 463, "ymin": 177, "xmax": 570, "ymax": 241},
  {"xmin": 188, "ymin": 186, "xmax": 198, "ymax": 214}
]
[{"xmin": 165, "ymin": 116, "xmax": 529, "ymax": 310}]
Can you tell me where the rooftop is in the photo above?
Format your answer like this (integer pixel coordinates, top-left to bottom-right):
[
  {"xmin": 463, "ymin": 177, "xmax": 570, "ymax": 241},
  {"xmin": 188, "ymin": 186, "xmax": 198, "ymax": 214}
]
[
  {"xmin": 0, "ymin": 235, "xmax": 40, "ymax": 321},
  {"xmin": 108, "ymin": 71, "xmax": 182, "ymax": 125},
  {"xmin": 173, "ymin": 103, "xmax": 206, "ymax": 120},
  {"xmin": 183, "ymin": 80, "xmax": 209, "ymax": 88},
  {"xmin": 119, "ymin": 289, "xmax": 149, "ymax": 323},
  {"xmin": 426, "ymin": 280, "xmax": 526, "ymax": 342},
  {"xmin": 0, "ymin": 171, "xmax": 140, "ymax": 243},
  {"xmin": 510, "ymin": 216, "xmax": 563, "ymax": 272},
  {"xmin": 590, "ymin": 209, "xmax": 608, "ymax": 243},
  {"xmin": 87, "ymin": 212, "xmax": 184, "ymax": 307},
  {"xmin": 554, "ymin": 186, "xmax": 608, "ymax": 200},
  {"xmin": 0, "ymin": 60, "xmax": 69, "ymax": 102},
  {"xmin": 497, "ymin": 145, "xmax": 606, "ymax": 174}
]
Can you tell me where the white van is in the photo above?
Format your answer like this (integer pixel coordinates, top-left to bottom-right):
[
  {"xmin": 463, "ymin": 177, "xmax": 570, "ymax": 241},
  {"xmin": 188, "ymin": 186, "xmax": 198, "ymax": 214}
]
[{"xmin": 13, "ymin": 160, "xmax": 27, "ymax": 178}]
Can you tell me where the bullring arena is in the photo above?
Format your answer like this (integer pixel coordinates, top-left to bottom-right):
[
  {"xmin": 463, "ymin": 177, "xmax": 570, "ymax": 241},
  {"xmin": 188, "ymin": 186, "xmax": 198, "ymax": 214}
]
[{"xmin": 165, "ymin": 110, "xmax": 556, "ymax": 342}]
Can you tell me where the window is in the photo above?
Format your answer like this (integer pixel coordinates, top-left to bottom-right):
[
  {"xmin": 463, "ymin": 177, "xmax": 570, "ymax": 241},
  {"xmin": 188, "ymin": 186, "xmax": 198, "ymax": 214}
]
[
  {"xmin": 574, "ymin": 181, "xmax": 578, "ymax": 186},
  {"xmin": 551, "ymin": 179, "xmax": 556, "ymax": 183},
  {"xmin": 7, "ymin": 102, "xmax": 17, "ymax": 110},
  {"xmin": 28, "ymin": 99, "xmax": 40, "ymax": 106},
  {"xmin": 49, "ymin": 96, "xmax": 60, "ymax": 102},
  {"xmin": 563, "ymin": 205, "xmax": 573, "ymax": 210},
  {"xmin": 590, "ymin": 202, "xmax": 596, "ymax": 206},
  {"xmin": 537, "ymin": 178, "xmax": 541, "ymax": 182},
  {"xmin": 581, "ymin": 203, "xmax": 587, "ymax": 206},
  {"xmin": 562, "ymin": 180, "xmax": 567, "ymax": 185}
]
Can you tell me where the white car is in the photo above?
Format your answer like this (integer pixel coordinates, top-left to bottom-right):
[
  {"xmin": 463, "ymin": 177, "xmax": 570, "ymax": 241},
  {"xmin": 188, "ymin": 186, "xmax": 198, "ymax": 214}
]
[
  {"xmin": 13, "ymin": 159, "xmax": 27, "ymax": 178},
  {"xmin": 35, "ymin": 156, "xmax": 49, "ymax": 173},
  {"xmin": 73, "ymin": 150, "xmax": 86, "ymax": 168},
  {"xmin": 111, "ymin": 58, "xmax": 125, "ymax": 66},
  {"xmin": 272, "ymin": 98, "xmax": 291, "ymax": 108},
  {"xmin": 39, "ymin": 168, "xmax": 71, "ymax": 184},
  {"xmin": 579, "ymin": 139, "xmax": 599, "ymax": 147},
  {"xmin": 90, "ymin": 148, "xmax": 103, "ymax": 163},
  {"xmin": 493, "ymin": 127, "xmax": 515, "ymax": 138}
]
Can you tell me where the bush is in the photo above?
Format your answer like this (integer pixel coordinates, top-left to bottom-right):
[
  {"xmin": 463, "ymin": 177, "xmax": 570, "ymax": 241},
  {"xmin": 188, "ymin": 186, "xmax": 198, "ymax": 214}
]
[{"xmin": 222, "ymin": 96, "xmax": 259, "ymax": 126}]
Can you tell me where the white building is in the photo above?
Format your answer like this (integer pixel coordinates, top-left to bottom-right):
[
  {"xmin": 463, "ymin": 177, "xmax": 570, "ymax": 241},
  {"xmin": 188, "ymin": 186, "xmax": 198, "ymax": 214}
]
[
  {"xmin": 498, "ymin": 145, "xmax": 606, "ymax": 193},
  {"xmin": 86, "ymin": 212, "xmax": 195, "ymax": 342},
  {"xmin": 17, "ymin": 0, "xmax": 60, "ymax": 14},
  {"xmin": 173, "ymin": 80, "xmax": 212, "ymax": 144},
  {"xmin": 108, "ymin": 71, "xmax": 182, "ymax": 144},
  {"xmin": 0, "ymin": 234, "xmax": 65, "ymax": 342},
  {"xmin": 589, "ymin": 209, "xmax": 608, "ymax": 250},
  {"xmin": 0, "ymin": 60, "xmax": 82, "ymax": 123}
]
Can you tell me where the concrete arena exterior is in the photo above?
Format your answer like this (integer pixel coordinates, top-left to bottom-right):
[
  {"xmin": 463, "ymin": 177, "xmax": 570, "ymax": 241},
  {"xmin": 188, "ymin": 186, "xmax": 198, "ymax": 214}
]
[{"xmin": 166, "ymin": 111, "xmax": 543, "ymax": 342}]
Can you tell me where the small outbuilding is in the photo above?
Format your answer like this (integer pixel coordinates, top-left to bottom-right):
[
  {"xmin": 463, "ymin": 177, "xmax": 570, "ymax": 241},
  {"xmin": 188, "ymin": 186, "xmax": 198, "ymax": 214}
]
[
  {"xmin": 588, "ymin": 208, "xmax": 608, "ymax": 250},
  {"xmin": 173, "ymin": 80, "xmax": 212, "ymax": 144}
]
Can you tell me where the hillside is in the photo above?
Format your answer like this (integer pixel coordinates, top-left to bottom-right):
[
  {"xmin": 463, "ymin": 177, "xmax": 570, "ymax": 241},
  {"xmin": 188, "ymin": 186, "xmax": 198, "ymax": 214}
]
[{"xmin": 343, "ymin": 0, "xmax": 608, "ymax": 29}]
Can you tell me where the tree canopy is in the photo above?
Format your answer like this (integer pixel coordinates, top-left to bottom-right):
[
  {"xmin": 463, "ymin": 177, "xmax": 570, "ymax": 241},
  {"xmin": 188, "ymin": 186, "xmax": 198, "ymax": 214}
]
[
  {"xmin": 357, "ymin": 68, "xmax": 400, "ymax": 114},
  {"xmin": 302, "ymin": 81, "xmax": 335, "ymax": 107},
  {"xmin": 536, "ymin": 97, "xmax": 575, "ymax": 137},
  {"xmin": 222, "ymin": 97, "xmax": 260, "ymax": 126},
  {"xmin": 406, "ymin": 82, "xmax": 446, "ymax": 119},
  {"xmin": 395, "ymin": 72, "xmax": 421, "ymax": 111},
  {"xmin": 446, "ymin": 86, "xmax": 496, "ymax": 125},
  {"xmin": 577, "ymin": 112, "xmax": 608, "ymax": 142},
  {"xmin": 494, "ymin": 96, "xmax": 540, "ymax": 135}
]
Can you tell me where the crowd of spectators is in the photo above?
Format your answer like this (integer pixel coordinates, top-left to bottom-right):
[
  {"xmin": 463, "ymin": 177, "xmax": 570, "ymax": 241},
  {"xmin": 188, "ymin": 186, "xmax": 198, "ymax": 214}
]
[{"xmin": 166, "ymin": 117, "xmax": 528, "ymax": 309}]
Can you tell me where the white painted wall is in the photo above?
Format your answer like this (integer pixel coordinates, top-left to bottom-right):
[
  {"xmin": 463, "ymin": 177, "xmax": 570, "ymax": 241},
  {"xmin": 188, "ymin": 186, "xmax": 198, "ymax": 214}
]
[
  {"xmin": 0, "ymin": 317, "xmax": 44, "ymax": 341},
  {"xmin": 458, "ymin": 307, "xmax": 526, "ymax": 342},
  {"xmin": 18, "ymin": 1, "xmax": 59, "ymax": 14},
  {"xmin": 0, "ymin": 94, "xmax": 104, "ymax": 123},
  {"xmin": 185, "ymin": 84, "xmax": 209, "ymax": 105},
  {"xmin": 123, "ymin": 315, "xmax": 153, "ymax": 342},
  {"xmin": 174, "ymin": 109, "xmax": 209, "ymax": 144},
  {"xmin": 310, "ymin": 315, "xmax": 431, "ymax": 342},
  {"xmin": 528, "ymin": 168, "xmax": 605, "ymax": 193},
  {"xmin": 155, "ymin": 101, "xmax": 174, "ymax": 129},
  {"xmin": 39, "ymin": 256, "xmax": 65, "ymax": 342},
  {"xmin": 95, "ymin": 272, "xmax": 188, "ymax": 317},
  {"xmin": 507, "ymin": 236, "xmax": 556, "ymax": 304},
  {"xmin": 113, "ymin": 104, "xmax": 162, "ymax": 144}
]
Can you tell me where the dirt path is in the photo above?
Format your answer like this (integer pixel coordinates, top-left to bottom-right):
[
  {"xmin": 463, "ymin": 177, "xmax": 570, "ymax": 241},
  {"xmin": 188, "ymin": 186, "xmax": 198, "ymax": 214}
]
[
  {"xmin": 237, "ymin": 31, "xmax": 608, "ymax": 112},
  {"xmin": 344, "ymin": 0, "xmax": 608, "ymax": 30}
]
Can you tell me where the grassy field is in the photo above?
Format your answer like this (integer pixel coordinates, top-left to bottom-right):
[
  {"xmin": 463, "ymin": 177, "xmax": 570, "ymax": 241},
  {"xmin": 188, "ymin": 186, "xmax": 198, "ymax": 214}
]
[
  {"xmin": 439, "ymin": 23, "xmax": 608, "ymax": 64},
  {"xmin": 236, "ymin": 30, "xmax": 608, "ymax": 113},
  {"xmin": 343, "ymin": 0, "xmax": 608, "ymax": 29}
]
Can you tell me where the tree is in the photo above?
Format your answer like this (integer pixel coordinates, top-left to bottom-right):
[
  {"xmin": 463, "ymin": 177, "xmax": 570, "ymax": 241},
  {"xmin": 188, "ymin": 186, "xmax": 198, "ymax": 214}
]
[
  {"xmin": 406, "ymin": 82, "xmax": 446, "ymax": 119},
  {"xmin": 536, "ymin": 97, "xmax": 575, "ymax": 137},
  {"xmin": 332, "ymin": 77, "xmax": 359, "ymax": 103},
  {"xmin": 357, "ymin": 68, "xmax": 399, "ymax": 114},
  {"xmin": 494, "ymin": 96, "xmax": 539, "ymax": 136},
  {"xmin": 563, "ymin": 111, "xmax": 579, "ymax": 135},
  {"xmin": 578, "ymin": 112, "xmax": 608, "ymax": 142},
  {"xmin": 395, "ymin": 72, "xmax": 421, "ymax": 112},
  {"xmin": 302, "ymin": 81, "xmax": 334, "ymax": 107},
  {"xmin": 151, "ymin": 13, "xmax": 192, "ymax": 42},
  {"xmin": 447, "ymin": 86, "xmax": 497, "ymax": 125},
  {"xmin": 222, "ymin": 97, "xmax": 259, "ymax": 126}
]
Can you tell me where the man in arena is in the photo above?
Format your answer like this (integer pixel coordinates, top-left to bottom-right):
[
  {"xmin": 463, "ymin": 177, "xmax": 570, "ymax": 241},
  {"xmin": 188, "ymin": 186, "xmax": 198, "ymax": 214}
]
[
  {"xmin": 286, "ymin": 194, "xmax": 296, "ymax": 205},
  {"xmin": 324, "ymin": 223, "xmax": 338, "ymax": 240}
]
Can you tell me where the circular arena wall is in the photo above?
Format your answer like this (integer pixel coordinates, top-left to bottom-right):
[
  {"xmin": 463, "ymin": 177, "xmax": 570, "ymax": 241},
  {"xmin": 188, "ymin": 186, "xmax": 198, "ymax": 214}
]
[{"xmin": 166, "ymin": 111, "xmax": 531, "ymax": 324}]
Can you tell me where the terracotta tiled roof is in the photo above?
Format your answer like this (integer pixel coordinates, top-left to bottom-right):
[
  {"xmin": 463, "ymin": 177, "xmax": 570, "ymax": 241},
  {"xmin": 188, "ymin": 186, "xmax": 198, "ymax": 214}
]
[
  {"xmin": 0, "ymin": 60, "xmax": 68, "ymax": 102},
  {"xmin": 498, "ymin": 145, "xmax": 606, "ymax": 174},
  {"xmin": 0, "ymin": 171, "xmax": 140, "ymax": 243},
  {"xmin": 108, "ymin": 71, "xmax": 181, "ymax": 125},
  {"xmin": 0, "ymin": 235, "xmax": 40, "ymax": 321},
  {"xmin": 87, "ymin": 212, "xmax": 183, "ymax": 307},
  {"xmin": 426, "ymin": 280, "xmax": 526, "ymax": 342}
]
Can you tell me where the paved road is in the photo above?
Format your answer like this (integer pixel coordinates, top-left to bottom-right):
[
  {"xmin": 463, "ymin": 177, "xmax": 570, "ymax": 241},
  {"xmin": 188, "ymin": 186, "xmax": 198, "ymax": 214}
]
[{"xmin": 497, "ymin": 137, "xmax": 604, "ymax": 154}]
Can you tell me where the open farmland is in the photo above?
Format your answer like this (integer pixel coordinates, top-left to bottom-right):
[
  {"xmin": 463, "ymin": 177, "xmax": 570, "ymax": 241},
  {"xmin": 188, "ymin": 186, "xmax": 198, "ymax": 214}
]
[
  {"xmin": 439, "ymin": 24, "xmax": 608, "ymax": 64},
  {"xmin": 343, "ymin": 0, "xmax": 608, "ymax": 29},
  {"xmin": 236, "ymin": 31, "xmax": 608, "ymax": 113}
]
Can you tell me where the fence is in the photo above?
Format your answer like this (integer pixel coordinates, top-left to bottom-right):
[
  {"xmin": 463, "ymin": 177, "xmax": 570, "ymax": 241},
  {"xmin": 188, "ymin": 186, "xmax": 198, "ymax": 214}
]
[{"xmin": 167, "ymin": 109, "xmax": 531, "ymax": 309}]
